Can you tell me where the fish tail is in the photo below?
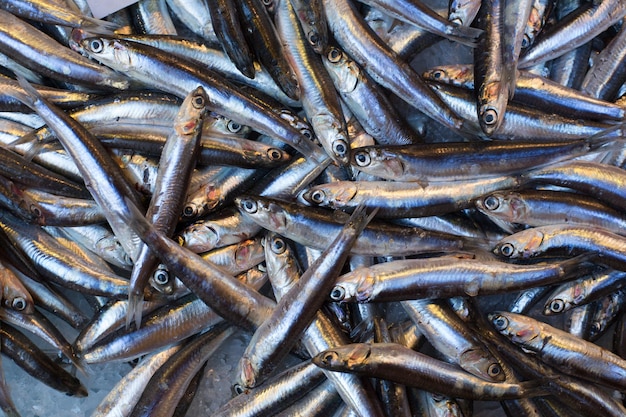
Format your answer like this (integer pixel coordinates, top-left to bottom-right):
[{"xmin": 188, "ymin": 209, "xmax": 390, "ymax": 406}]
[
  {"xmin": 125, "ymin": 293, "xmax": 144, "ymax": 331},
  {"xmin": 80, "ymin": 16, "xmax": 119, "ymax": 35},
  {"xmin": 447, "ymin": 25, "xmax": 483, "ymax": 48}
]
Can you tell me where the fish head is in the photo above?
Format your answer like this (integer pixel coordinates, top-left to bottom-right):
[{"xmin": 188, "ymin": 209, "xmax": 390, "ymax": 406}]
[
  {"xmin": 93, "ymin": 235, "xmax": 133, "ymax": 270},
  {"xmin": 475, "ymin": 191, "xmax": 528, "ymax": 223},
  {"xmin": 489, "ymin": 311, "xmax": 541, "ymax": 352},
  {"xmin": 233, "ymin": 238, "xmax": 265, "ymax": 271},
  {"xmin": 81, "ymin": 37, "xmax": 133, "ymax": 72},
  {"xmin": 178, "ymin": 221, "xmax": 220, "ymax": 252},
  {"xmin": 236, "ymin": 196, "xmax": 288, "ymax": 232},
  {"xmin": 477, "ymin": 82, "xmax": 508, "ymax": 136},
  {"xmin": 313, "ymin": 343, "xmax": 372, "ymax": 370},
  {"xmin": 492, "ymin": 228, "xmax": 545, "ymax": 259},
  {"xmin": 323, "ymin": 47, "xmax": 360, "ymax": 93},
  {"xmin": 351, "ymin": 147, "xmax": 405, "ymax": 179},
  {"xmin": 331, "ymin": 268, "xmax": 374, "ymax": 303},
  {"xmin": 302, "ymin": 182, "xmax": 357, "ymax": 209},
  {"xmin": 458, "ymin": 349, "xmax": 505, "ymax": 382},
  {"xmin": 422, "ymin": 64, "xmax": 473, "ymax": 89},
  {"xmin": 148, "ymin": 264, "xmax": 179, "ymax": 296},
  {"xmin": 310, "ymin": 113, "xmax": 350, "ymax": 165},
  {"xmin": 0, "ymin": 268, "xmax": 34, "ymax": 315},
  {"xmin": 174, "ymin": 86, "xmax": 209, "ymax": 136}
]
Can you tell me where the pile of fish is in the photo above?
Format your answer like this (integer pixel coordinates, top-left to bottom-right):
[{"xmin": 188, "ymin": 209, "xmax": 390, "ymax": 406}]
[{"xmin": 0, "ymin": 0, "xmax": 625, "ymax": 415}]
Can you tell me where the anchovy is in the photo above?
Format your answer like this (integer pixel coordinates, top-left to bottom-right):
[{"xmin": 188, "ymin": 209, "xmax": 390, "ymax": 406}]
[
  {"xmin": 128, "ymin": 86, "xmax": 208, "ymax": 329},
  {"xmin": 236, "ymin": 195, "xmax": 466, "ymax": 256},
  {"xmin": 91, "ymin": 344, "xmax": 182, "ymax": 417},
  {"xmin": 331, "ymin": 255, "xmax": 589, "ymax": 302},
  {"xmin": 519, "ymin": 0, "xmax": 626, "ymax": 68},
  {"xmin": 545, "ymin": 269, "xmax": 626, "ymax": 316},
  {"xmin": 312, "ymin": 342, "xmax": 547, "ymax": 400},
  {"xmin": 490, "ymin": 311, "xmax": 626, "ymax": 391},
  {"xmin": 0, "ymin": 9, "xmax": 129, "ymax": 89}
]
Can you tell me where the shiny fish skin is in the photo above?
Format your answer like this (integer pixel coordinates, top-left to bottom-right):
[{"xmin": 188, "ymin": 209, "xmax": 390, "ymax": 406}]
[
  {"xmin": 490, "ymin": 311, "xmax": 626, "ymax": 391},
  {"xmin": 301, "ymin": 176, "xmax": 521, "ymax": 218},
  {"xmin": 348, "ymin": 140, "xmax": 601, "ymax": 182},
  {"xmin": 312, "ymin": 342, "xmax": 547, "ymax": 400},
  {"xmin": 402, "ymin": 298, "xmax": 505, "ymax": 382},
  {"xmin": 423, "ymin": 63, "xmax": 626, "ymax": 121},
  {"xmin": 275, "ymin": 0, "xmax": 350, "ymax": 165},
  {"xmin": 0, "ymin": 9, "xmax": 129, "ymax": 89},
  {"xmin": 492, "ymin": 224, "xmax": 626, "ymax": 270},
  {"xmin": 79, "ymin": 36, "xmax": 327, "ymax": 164},
  {"xmin": 475, "ymin": 189, "xmax": 626, "ymax": 234},
  {"xmin": 331, "ymin": 255, "xmax": 589, "ymax": 302},
  {"xmin": 519, "ymin": 0, "xmax": 626, "ymax": 68},
  {"xmin": 236, "ymin": 205, "xmax": 373, "ymax": 389},
  {"xmin": 323, "ymin": 0, "xmax": 466, "ymax": 131},
  {"xmin": 0, "ymin": 322, "xmax": 87, "ymax": 397},
  {"xmin": 2, "ymin": 0, "xmax": 626, "ymax": 415},
  {"xmin": 127, "ymin": 86, "xmax": 208, "ymax": 329},
  {"xmin": 544, "ymin": 269, "xmax": 626, "ymax": 316},
  {"xmin": 236, "ymin": 195, "xmax": 466, "ymax": 256}
]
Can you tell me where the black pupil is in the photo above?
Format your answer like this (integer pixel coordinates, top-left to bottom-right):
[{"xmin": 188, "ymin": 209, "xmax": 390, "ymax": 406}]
[
  {"xmin": 309, "ymin": 33, "xmax": 319, "ymax": 44},
  {"xmin": 244, "ymin": 201, "xmax": 254, "ymax": 211},
  {"xmin": 91, "ymin": 40, "xmax": 100, "ymax": 50},
  {"xmin": 485, "ymin": 113, "xmax": 495, "ymax": 123}
]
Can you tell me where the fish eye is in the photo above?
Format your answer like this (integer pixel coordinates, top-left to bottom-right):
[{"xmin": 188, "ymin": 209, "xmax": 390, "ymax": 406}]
[
  {"xmin": 308, "ymin": 32, "xmax": 320, "ymax": 46},
  {"xmin": 483, "ymin": 195, "xmax": 500, "ymax": 211},
  {"xmin": 432, "ymin": 69, "xmax": 446, "ymax": 79},
  {"xmin": 12, "ymin": 297, "xmax": 26, "ymax": 311},
  {"xmin": 521, "ymin": 34, "xmax": 531, "ymax": 49},
  {"xmin": 482, "ymin": 108, "xmax": 498, "ymax": 126},
  {"xmin": 227, "ymin": 120, "xmax": 242, "ymax": 133},
  {"xmin": 309, "ymin": 189, "xmax": 325, "ymax": 204},
  {"xmin": 320, "ymin": 351, "xmax": 338, "ymax": 365},
  {"xmin": 270, "ymin": 237, "xmax": 286, "ymax": 254},
  {"xmin": 192, "ymin": 94, "xmax": 205, "ymax": 109},
  {"xmin": 549, "ymin": 299, "xmax": 565, "ymax": 313},
  {"xmin": 353, "ymin": 151, "xmax": 371, "ymax": 167},
  {"xmin": 241, "ymin": 199, "xmax": 258, "ymax": 213},
  {"xmin": 301, "ymin": 128, "xmax": 313, "ymax": 139},
  {"xmin": 89, "ymin": 38, "xmax": 104, "ymax": 53},
  {"xmin": 153, "ymin": 268, "xmax": 170, "ymax": 286},
  {"xmin": 492, "ymin": 315, "xmax": 509, "ymax": 331},
  {"xmin": 182, "ymin": 204, "xmax": 198, "ymax": 218},
  {"xmin": 233, "ymin": 384, "xmax": 246, "ymax": 395},
  {"xmin": 487, "ymin": 363, "xmax": 502, "ymax": 377},
  {"xmin": 257, "ymin": 261, "xmax": 267, "ymax": 272},
  {"xmin": 267, "ymin": 148, "xmax": 283, "ymax": 161},
  {"xmin": 330, "ymin": 285, "xmax": 346, "ymax": 301},
  {"xmin": 30, "ymin": 204, "xmax": 42, "ymax": 218},
  {"xmin": 333, "ymin": 140, "xmax": 348, "ymax": 157},
  {"xmin": 498, "ymin": 242, "xmax": 515, "ymax": 257},
  {"xmin": 327, "ymin": 47, "xmax": 342, "ymax": 63}
]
